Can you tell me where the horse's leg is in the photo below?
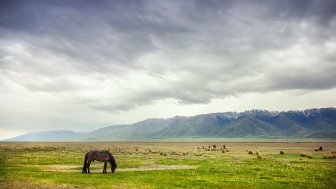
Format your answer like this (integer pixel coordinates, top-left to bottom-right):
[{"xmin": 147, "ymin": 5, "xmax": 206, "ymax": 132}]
[
  {"xmin": 87, "ymin": 161, "xmax": 91, "ymax": 174},
  {"xmin": 103, "ymin": 162, "xmax": 107, "ymax": 174}
]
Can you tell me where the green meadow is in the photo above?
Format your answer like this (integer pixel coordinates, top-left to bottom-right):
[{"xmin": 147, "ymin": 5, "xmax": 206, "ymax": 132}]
[{"xmin": 0, "ymin": 142, "xmax": 335, "ymax": 188}]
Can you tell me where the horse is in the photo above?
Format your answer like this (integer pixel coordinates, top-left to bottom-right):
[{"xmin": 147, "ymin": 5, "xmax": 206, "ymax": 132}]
[{"xmin": 82, "ymin": 150, "xmax": 117, "ymax": 174}]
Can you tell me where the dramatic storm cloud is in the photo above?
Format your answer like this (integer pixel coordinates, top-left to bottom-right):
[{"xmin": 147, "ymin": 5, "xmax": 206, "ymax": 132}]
[{"xmin": 1, "ymin": 0, "xmax": 336, "ymax": 138}]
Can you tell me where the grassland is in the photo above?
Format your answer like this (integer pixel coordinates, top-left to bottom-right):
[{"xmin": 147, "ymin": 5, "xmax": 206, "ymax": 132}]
[{"xmin": 0, "ymin": 141, "xmax": 335, "ymax": 188}]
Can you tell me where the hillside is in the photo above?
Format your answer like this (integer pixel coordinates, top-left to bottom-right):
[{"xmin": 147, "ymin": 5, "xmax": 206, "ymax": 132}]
[
  {"xmin": 6, "ymin": 108, "xmax": 336, "ymax": 141},
  {"xmin": 7, "ymin": 130, "xmax": 84, "ymax": 141}
]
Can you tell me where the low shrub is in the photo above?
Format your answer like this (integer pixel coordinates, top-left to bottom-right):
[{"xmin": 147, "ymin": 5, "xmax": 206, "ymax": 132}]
[
  {"xmin": 306, "ymin": 153, "xmax": 313, "ymax": 159},
  {"xmin": 323, "ymin": 153, "xmax": 336, "ymax": 159},
  {"xmin": 300, "ymin": 152, "xmax": 312, "ymax": 158}
]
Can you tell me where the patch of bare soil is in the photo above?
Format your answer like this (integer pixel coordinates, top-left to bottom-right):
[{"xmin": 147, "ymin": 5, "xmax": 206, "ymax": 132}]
[
  {"xmin": 27, "ymin": 164, "xmax": 197, "ymax": 173},
  {"xmin": 118, "ymin": 164, "xmax": 197, "ymax": 172},
  {"xmin": 44, "ymin": 165, "xmax": 81, "ymax": 172}
]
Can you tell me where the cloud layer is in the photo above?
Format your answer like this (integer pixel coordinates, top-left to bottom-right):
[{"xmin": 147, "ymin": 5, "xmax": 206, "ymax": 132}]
[{"xmin": 1, "ymin": 0, "xmax": 336, "ymax": 135}]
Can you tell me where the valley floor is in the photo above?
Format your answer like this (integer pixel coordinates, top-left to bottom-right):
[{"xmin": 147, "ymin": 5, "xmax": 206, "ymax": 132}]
[{"xmin": 0, "ymin": 141, "xmax": 335, "ymax": 188}]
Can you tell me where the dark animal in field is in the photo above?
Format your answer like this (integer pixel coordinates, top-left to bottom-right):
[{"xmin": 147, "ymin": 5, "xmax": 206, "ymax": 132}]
[
  {"xmin": 319, "ymin": 146, "xmax": 323, "ymax": 151},
  {"xmin": 82, "ymin": 150, "xmax": 117, "ymax": 174},
  {"xmin": 213, "ymin": 145, "xmax": 216, "ymax": 149},
  {"xmin": 223, "ymin": 145, "xmax": 226, "ymax": 149}
]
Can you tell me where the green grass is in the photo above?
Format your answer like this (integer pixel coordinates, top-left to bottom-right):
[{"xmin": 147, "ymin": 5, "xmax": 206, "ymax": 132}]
[{"xmin": 0, "ymin": 142, "xmax": 335, "ymax": 188}]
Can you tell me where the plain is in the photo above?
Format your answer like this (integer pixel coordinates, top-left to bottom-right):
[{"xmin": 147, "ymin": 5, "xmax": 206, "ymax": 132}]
[{"xmin": 0, "ymin": 141, "xmax": 335, "ymax": 188}]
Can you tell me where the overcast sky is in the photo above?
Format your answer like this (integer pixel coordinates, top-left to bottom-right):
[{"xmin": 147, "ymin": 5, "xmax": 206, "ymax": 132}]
[{"xmin": 1, "ymin": 0, "xmax": 336, "ymax": 139}]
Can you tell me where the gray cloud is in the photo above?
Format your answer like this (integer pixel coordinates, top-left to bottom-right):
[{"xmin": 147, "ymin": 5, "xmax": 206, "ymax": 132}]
[{"xmin": 0, "ymin": 0, "xmax": 336, "ymax": 115}]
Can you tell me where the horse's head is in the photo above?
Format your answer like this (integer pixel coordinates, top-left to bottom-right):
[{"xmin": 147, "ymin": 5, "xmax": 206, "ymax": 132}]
[
  {"xmin": 110, "ymin": 154, "xmax": 117, "ymax": 173},
  {"xmin": 111, "ymin": 161, "xmax": 117, "ymax": 173}
]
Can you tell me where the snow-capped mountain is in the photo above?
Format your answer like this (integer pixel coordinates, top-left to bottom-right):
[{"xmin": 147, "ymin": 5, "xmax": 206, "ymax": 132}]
[{"xmin": 7, "ymin": 108, "xmax": 336, "ymax": 141}]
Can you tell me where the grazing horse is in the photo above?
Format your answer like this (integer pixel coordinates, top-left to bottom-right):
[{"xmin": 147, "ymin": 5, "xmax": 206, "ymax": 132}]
[{"xmin": 82, "ymin": 150, "xmax": 117, "ymax": 174}]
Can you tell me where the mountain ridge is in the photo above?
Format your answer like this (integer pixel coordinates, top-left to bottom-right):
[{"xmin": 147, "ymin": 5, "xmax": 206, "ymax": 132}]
[{"xmin": 6, "ymin": 107, "xmax": 336, "ymax": 141}]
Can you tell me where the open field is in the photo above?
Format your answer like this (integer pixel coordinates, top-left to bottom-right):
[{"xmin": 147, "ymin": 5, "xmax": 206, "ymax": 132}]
[{"xmin": 0, "ymin": 141, "xmax": 335, "ymax": 188}]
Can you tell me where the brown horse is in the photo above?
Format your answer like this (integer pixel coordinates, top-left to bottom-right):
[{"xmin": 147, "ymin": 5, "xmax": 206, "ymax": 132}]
[{"xmin": 82, "ymin": 150, "xmax": 117, "ymax": 174}]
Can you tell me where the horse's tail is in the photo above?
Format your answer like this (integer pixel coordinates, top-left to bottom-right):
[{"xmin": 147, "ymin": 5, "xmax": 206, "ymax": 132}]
[
  {"xmin": 82, "ymin": 152, "xmax": 88, "ymax": 173},
  {"xmin": 109, "ymin": 153, "xmax": 117, "ymax": 173}
]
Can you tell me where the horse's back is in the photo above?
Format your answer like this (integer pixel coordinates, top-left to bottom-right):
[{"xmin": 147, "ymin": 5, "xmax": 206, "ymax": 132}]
[
  {"xmin": 87, "ymin": 150, "xmax": 111, "ymax": 162},
  {"xmin": 96, "ymin": 152, "xmax": 110, "ymax": 162}
]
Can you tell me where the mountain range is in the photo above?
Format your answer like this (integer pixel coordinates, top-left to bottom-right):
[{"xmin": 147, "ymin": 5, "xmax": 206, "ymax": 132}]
[{"xmin": 6, "ymin": 108, "xmax": 336, "ymax": 141}]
